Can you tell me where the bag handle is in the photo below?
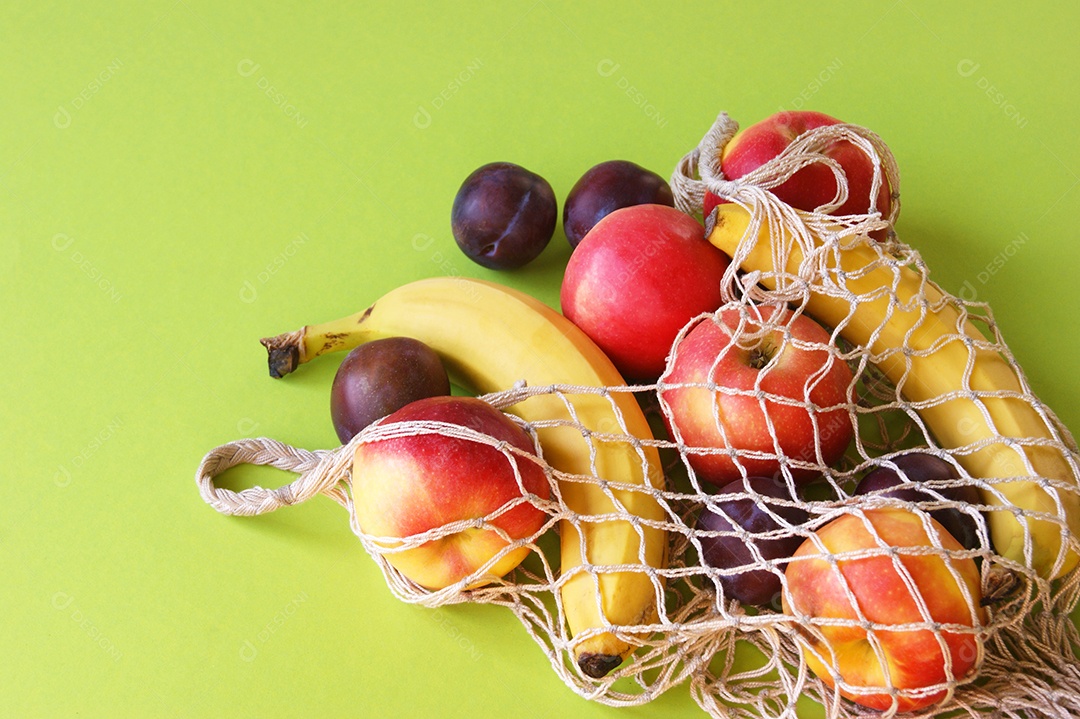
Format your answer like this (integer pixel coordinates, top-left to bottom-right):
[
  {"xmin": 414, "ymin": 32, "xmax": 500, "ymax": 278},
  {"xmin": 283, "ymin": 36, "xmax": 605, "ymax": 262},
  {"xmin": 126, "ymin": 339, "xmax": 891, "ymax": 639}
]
[{"xmin": 195, "ymin": 437, "xmax": 352, "ymax": 516}]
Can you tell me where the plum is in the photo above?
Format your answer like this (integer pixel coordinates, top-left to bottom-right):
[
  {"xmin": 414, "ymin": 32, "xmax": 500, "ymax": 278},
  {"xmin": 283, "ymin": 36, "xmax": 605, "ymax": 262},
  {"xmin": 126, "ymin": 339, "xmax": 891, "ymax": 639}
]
[
  {"xmin": 563, "ymin": 160, "xmax": 674, "ymax": 248},
  {"xmin": 695, "ymin": 476, "xmax": 810, "ymax": 609},
  {"xmin": 330, "ymin": 337, "xmax": 451, "ymax": 443},
  {"xmin": 853, "ymin": 451, "xmax": 986, "ymax": 552},
  {"xmin": 451, "ymin": 162, "xmax": 557, "ymax": 269}
]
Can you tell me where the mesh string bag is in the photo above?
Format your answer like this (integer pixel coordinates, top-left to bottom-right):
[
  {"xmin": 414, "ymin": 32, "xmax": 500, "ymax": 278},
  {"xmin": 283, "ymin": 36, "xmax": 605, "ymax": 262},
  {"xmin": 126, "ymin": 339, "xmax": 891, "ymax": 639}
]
[{"xmin": 196, "ymin": 111, "xmax": 1080, "ymax": 718}]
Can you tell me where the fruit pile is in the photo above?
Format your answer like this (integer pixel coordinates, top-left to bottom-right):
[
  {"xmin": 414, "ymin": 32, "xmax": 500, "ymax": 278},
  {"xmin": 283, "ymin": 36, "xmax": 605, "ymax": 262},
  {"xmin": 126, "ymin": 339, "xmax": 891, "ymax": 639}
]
[{"xmin": 197, "ymin": 110, "xmax": 1080, "ymax": 718}]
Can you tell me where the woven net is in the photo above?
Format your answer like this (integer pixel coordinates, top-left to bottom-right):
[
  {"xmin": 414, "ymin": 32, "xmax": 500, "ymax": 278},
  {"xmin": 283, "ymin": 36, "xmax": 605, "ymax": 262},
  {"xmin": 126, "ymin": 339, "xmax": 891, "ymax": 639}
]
[{"xmin": 196, "ymin": 112, "xmax": 1080, "ymax": 718}]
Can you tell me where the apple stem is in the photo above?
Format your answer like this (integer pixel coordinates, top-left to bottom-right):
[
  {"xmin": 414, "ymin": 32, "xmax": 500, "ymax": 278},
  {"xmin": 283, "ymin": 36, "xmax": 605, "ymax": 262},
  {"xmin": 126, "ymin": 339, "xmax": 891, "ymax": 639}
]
[{"xmin": 747, "ymin": 343, "xmax": 775, "ymax": 370}]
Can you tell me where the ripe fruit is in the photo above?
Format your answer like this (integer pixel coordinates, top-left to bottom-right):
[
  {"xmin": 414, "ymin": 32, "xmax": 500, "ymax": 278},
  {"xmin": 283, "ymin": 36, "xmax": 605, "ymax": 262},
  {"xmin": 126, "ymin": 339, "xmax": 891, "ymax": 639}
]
[
  {"xmin": 261, "ymin": 276, "xmax": 668, "ymax": 677},
  {"xmin": 351, "ymin": 396, "xmax": 550, "ymax": 590},
  {"xmin": 563, "ymin": 160, "xmax": 674, "ymax": 248},
  {"xmin": 695, "ymin": 476, "xmax": 809, "ymax": 609},
  {"xmin": 451, "ymin": 162, "xmax": 557, "ymax": 269},
  {"xmin": 706, "ymin": 202, "xmax": 1080, "ymax": 580},
  {"xmin": 854, "ymin": 451, "xmax": 985, "ymax": 552},
  {"xmin": 783, "ymin": 508, "xmax": 984, "ymax": 712},
  {"xmin": 703, "ymin": 110, "xmax": 892, "ymax": 225},
  {"xmin": 660, "ymin": 306, "xmax": 854, "ymax": 486},
  {"xmin": 330, "ymin": 337, "xmax": 451, "ymax": 443},
  {"xmin": 560, "ymin": 204, "xmax": 730, "ymax": 381}
]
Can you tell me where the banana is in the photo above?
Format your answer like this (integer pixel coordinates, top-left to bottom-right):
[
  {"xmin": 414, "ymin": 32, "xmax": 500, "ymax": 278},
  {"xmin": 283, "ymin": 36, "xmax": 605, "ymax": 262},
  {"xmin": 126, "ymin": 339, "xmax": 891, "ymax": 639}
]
[
  {"xmin": 260, "ymin": 276, "xmax": 669, "ymax": 677},
  {"xmin": 705, "ymin": 204, "xmax": 1080, "ymax": 580}
]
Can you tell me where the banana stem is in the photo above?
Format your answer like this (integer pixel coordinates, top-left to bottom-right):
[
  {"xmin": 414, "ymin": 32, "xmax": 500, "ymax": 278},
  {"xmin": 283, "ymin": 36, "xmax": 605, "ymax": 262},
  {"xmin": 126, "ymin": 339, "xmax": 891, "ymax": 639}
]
[{"xmin": 261, "ymin": 328, "xmax": 305, "ymax": 378}]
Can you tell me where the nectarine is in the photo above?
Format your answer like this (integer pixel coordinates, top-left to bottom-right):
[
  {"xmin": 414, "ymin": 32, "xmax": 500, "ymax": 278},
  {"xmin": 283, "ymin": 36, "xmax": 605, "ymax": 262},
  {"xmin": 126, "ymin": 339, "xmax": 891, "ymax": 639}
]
[
  {"xmin": 783, "ymin": 508, "xmax": 984, "ymax": 712},
  {"xmin": 560, "ymin": 204, "xmax": 730, "ymax": 381},
  {"xmin": 352, "ymin": 396, "xmax": 550, "ymax": 590}
]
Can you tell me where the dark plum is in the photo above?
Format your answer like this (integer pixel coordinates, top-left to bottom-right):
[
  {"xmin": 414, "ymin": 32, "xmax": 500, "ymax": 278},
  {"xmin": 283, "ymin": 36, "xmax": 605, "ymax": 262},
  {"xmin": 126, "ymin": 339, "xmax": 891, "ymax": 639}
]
[
  {"xmin": 563, "ymin": 160, "xmax": 674, "ymax": 248},
  {"xmin": 695, "ymin": 476, "xmax": 810, "ymax": 609},
  {"xmin": 854, "ymin": 451, "xmax": 986, "ymax": 552},
  {"xmin": 451, "ymin": 162, "xmax": 557, "ymax": 270},
  {"xmin": 330, "ymin": 337, "xmax": 452, "ymax": 443}
]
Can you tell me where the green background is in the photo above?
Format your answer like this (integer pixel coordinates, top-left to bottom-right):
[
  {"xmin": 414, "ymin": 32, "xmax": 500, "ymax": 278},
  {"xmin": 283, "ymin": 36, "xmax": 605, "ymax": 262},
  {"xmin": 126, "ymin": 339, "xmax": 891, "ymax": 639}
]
[{"xmin": 3, "ymin": 2, "xmax": 1078, "ymax": 717}]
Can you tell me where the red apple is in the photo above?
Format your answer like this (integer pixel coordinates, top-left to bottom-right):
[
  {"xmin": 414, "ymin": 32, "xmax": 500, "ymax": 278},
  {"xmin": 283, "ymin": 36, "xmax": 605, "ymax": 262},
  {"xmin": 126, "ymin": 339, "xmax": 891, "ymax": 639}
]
[
  {"xmin": 783, "ymin": 508, "xmax": 984, "ymax": 712},
  {"xmin": 560, "ymin": 204, "xmax": 731, "ymax": 381},
  {"xmin": 703, "ymin": 110, "xmax": 893, "ymax": 227},
  {"xmin": 351, "ymin": 396, "xmax": 550, "ymax": 590},
  {"xmin": 659, "ymin": 306, "xmax": 854, "ymax": 485}
]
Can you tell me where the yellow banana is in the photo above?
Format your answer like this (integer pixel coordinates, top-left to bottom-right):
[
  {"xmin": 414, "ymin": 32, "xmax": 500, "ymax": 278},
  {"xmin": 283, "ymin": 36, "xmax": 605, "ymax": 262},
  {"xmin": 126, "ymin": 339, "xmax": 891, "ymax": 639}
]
[
  {"xmin": 260, "ymin": 276, "xmax": 669, "ymax": 677},
  {"xmin": 706, "ymin": 204, "xmax": 1080, "ymax": 580}
]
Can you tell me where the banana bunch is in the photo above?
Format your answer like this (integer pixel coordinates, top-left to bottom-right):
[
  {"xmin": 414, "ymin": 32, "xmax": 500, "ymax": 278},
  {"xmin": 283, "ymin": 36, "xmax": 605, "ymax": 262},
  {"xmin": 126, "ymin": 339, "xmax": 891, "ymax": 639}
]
[
  {"xmin": 260, "ymin": 277, "xmax": 669, "ymax": 678},
  {"xmin": 706, "ymin": 203, "xmax": 1080, "ymax": 580}
]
